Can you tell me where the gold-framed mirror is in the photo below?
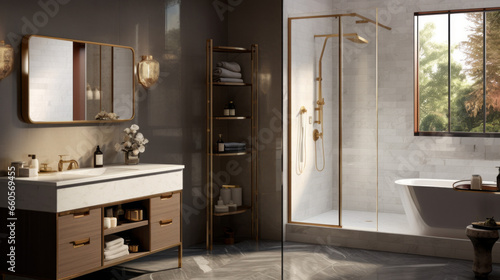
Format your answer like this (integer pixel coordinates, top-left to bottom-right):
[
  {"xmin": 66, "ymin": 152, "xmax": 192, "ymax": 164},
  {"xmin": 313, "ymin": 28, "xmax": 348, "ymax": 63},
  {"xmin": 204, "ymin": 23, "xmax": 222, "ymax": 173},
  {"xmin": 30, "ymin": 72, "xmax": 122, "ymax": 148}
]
[{"xmin": 22, "ymin": 35, "xmax": 135, "ymax": 124}]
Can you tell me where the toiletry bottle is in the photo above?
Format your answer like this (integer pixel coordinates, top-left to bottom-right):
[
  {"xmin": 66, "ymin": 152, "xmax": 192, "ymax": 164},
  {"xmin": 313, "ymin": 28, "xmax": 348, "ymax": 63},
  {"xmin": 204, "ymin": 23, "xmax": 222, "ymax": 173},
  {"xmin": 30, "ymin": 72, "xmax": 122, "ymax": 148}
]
[
  {"xmin": 94, "ymin": 146, "xmax": 103, "ymax": 168},
  {"xmin": 217, "ymin": 134, "xmax": 224, "ymax": 153},
  {"xmin": 115, "ymin": 205, "xmax": 124, "ymax": 221},
  {"xmin": 496, "ymin": 167, "xmax": 500, "ymax": 189},
  {"xmin": 228, "ymin": 101, "xmax": 235, "ymax": 116},
  {"xmin": 28, "ymin": 154, "xmax": 39, "ymax": 175}
]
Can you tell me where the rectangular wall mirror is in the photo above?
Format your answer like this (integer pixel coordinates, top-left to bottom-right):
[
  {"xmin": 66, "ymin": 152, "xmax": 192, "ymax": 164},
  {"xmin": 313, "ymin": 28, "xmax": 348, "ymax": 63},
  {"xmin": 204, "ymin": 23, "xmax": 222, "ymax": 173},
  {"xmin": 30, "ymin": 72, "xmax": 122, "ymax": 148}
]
[{"xmin": 22, "ymin": 35, "xmax": 135, "ymax": 124}]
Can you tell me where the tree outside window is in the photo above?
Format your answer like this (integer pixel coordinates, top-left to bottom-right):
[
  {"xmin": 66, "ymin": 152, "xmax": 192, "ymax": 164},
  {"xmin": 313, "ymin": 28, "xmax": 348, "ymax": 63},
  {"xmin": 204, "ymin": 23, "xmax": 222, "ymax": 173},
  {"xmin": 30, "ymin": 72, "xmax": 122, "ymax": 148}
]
[{"xmin": 415, "ymin": 9, "xmax": 500, "ymax": 135}]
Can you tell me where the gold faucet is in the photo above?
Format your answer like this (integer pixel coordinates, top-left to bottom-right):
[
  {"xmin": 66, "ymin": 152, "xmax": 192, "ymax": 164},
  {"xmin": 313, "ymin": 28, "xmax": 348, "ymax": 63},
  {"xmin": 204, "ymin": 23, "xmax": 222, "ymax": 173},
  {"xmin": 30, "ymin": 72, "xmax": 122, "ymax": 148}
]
[{"xmin": 58, "ymin": 155, "xmax": 79, "ymax": 171}]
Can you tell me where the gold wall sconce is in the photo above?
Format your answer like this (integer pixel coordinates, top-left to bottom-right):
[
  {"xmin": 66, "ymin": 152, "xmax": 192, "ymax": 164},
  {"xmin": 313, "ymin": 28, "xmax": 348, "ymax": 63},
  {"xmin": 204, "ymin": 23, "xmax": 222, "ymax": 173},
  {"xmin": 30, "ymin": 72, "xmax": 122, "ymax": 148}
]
[
  {"xmin": 0, "ymin": 40, "xmax": 14, "ymax": 80},
  {"xmin": 138, "ymin": 55, "xmax": 159, "ymax": 89}
]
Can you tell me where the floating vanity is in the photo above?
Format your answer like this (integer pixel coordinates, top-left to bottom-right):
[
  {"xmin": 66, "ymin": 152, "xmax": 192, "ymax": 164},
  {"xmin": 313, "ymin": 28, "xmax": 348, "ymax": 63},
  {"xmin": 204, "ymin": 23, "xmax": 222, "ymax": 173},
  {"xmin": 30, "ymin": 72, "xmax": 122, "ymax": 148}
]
[{"xmin": 0, "ymin": 163, "xmax": 184, "ymax": 280}]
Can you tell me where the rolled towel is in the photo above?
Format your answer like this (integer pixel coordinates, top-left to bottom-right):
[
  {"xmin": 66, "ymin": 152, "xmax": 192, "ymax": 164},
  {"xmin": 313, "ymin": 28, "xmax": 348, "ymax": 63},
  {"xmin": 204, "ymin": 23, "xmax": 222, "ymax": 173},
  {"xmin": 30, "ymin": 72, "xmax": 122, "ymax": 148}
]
[
  {"xmin": 216, "ymin": 61, "xmax": 241, "ymax": 72},
  {"xmin": 214, "ymin": 77, "xmax": 244, "ymax": 83},
  {"xmin": 213, "ymin": 67, "xmax": 242, "ymax": 79},
  {"xmin": 104, "ymin": 235, "xmax": 124, "ymax": 249}
]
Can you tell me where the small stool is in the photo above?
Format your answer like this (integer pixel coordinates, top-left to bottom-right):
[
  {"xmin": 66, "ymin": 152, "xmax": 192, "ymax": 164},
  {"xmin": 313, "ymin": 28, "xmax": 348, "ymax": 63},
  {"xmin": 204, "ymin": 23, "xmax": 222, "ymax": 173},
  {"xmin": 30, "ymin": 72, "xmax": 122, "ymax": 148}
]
[{"xmin": 466, "ymin": 225, "xmax": 499, "ymax": 278}]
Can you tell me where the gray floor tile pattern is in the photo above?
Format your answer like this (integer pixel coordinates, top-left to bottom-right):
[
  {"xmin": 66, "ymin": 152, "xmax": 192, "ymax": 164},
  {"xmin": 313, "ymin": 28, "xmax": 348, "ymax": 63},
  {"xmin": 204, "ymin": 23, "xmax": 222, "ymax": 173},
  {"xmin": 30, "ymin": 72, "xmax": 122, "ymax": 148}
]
[{"xmin": 7, "ymin": 240, "xmax": 500, "ymax": 279}]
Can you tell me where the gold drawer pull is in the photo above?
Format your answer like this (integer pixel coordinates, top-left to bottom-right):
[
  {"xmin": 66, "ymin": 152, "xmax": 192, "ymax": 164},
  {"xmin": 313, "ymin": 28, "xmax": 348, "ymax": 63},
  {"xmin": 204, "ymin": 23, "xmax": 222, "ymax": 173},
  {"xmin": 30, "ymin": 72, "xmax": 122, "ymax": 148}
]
[
  {"xmin": 160, "ymin": 194, "xmax": 173, "ymax": 200},
  {"xmin": 71, "ymin": 237, "xmax": 90, "ymax": 248},
  {"xmin": 159, "ymin": 219, "xmax": 173, "ymax": 227},
  {"xmin": 73, "ymin": 211, "xmax": 90, "ymax": 219}
]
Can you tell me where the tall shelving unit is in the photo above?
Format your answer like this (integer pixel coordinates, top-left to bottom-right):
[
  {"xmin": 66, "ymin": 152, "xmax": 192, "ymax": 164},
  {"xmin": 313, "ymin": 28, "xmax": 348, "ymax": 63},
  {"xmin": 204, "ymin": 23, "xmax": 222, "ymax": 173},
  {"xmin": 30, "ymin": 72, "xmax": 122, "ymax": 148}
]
[{"xmin": 206, "ymin": 39, "xmax": 258, "ymax": 250}]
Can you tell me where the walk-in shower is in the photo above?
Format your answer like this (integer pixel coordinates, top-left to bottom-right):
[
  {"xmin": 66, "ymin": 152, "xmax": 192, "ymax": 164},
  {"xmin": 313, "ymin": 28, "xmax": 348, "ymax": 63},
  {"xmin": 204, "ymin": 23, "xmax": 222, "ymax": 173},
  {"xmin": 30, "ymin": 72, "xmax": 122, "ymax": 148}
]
[{"xmin": 288, "ymin": 11, "xmax": 394, "ymax": 231}]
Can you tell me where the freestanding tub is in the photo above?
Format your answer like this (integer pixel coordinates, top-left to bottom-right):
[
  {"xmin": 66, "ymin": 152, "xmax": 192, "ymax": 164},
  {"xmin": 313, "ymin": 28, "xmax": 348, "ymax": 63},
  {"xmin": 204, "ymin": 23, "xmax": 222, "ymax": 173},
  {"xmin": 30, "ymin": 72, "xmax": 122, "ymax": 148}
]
[{"xmin": 395, "ymin": 178, "xmax": 500, "ymax": 239}]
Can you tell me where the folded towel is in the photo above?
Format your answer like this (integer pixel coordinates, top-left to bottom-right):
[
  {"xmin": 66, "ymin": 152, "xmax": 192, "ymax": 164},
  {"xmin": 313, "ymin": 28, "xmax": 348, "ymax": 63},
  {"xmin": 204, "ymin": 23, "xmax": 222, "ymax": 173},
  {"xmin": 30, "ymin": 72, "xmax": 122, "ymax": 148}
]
[
  {"xmin": 104, "ymin": 235, "xmax": 124, "ymax": 248},
  {"xmin": 104, "ymin": 242, "xmax": 125, "ymax": 252},
  {"xmin": 214, "ymin": 77, "xmax": 244, "ymax": 83},
  {"xmin": 214, "ymin": 67, "xmax": 242, "ymax": 79},
  {"xmin": 216, "ymin": 61, "xmax": 241, "ymax": 72},
  {"xmin": 224, "ymin": 142, "xmax": 246, "ymax": 148},
  {"xmin": 104, "ymin": 246, "xmax": 130, "ymax": 261},
  {"xmin": 104, "ymin": 244, "xmax": 129, "ymax": 259}
]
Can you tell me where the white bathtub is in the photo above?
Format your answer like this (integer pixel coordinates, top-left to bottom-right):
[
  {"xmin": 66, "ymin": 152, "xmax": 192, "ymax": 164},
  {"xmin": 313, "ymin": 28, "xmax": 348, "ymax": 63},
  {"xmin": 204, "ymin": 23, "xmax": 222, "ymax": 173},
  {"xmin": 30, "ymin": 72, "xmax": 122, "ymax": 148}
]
[{"xmin": 395, "ymin": 178, "xmax": 500, "ymax": 239}]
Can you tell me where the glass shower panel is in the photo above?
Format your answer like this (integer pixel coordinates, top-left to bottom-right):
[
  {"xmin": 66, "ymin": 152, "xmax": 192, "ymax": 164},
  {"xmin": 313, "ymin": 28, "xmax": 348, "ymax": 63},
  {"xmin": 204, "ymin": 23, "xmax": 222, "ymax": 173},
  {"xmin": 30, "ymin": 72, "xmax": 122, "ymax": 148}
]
[
  {"xmin": 289, "ymin": 16, "xmax": 340, "ymax": 227},
  {"xmin": 340, "ymin": 10, "xmax": 378, "ymax": 231},
  {"xmin": 289, "ymin": 9, "xmax": 381, "ymax": 230}
]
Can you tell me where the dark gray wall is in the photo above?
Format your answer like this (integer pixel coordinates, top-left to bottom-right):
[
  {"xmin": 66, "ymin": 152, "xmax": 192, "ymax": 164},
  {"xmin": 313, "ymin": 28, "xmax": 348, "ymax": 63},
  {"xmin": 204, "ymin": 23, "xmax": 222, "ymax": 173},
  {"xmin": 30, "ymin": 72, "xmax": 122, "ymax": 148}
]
[
  {"xmin": 229, "ymin": 0, "xmax": 283, "ymax": 240},
  {"xmin": 0, "ymin": 0, "xmax": 282, "ymax": 247}
]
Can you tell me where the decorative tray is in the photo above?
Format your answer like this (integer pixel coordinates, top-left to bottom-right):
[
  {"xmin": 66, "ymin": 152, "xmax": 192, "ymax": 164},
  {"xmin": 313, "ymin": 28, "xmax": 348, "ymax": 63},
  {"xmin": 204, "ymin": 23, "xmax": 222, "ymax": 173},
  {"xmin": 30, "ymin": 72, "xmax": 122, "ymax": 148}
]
[
  {"xmin": 472, "ymin": 221, "xmax": 500, "ymax": 230},
  {"xmin": 452, "ymin": 180, "xmax": 499, "ymax": 192}
]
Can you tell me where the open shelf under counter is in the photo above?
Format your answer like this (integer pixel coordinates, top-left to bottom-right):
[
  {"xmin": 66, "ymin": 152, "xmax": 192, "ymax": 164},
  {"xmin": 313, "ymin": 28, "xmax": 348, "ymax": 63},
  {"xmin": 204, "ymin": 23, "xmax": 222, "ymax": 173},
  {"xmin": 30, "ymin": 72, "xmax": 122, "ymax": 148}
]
[
  {"xmin": 213, "ymin": 205, "xmax": 251, "ymax": 217},
  {"xmin": 102, "ymin": 251, "xmax": 150, "ymax": 268},
  {"xmin": 103, "ymin": 220, "xmax": 149, "ymax": 236}
]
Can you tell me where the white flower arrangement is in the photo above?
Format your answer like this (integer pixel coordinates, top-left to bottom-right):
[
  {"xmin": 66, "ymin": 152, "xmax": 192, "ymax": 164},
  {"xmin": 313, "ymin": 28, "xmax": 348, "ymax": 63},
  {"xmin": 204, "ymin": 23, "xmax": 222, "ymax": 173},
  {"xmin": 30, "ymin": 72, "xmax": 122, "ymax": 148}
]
[
  {"xmin": 115, "ymin": 124, "xmax": 149, "ymax": 155},
  {"xmin": 95, "ymin": 111, "xmax": 119, "ymax": 120}
]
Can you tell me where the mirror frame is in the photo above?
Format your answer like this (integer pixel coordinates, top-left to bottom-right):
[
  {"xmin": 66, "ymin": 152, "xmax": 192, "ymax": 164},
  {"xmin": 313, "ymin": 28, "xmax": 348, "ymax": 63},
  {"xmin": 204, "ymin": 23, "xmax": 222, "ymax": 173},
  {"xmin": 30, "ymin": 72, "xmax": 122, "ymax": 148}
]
[{"xmin": 21, "ymin": 34, "xmax": 136, "ymax": 124}]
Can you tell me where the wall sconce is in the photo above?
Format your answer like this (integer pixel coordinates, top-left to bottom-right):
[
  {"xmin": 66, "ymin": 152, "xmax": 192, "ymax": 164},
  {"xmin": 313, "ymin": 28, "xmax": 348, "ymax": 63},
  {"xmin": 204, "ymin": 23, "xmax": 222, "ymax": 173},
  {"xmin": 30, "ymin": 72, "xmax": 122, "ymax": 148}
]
[
  {"xmin": 138, "ymin": 55, "xmax": 159, "ymax": 89},
  {"xmin": 0, "ymin": 40, "xmax": 14, "ymax": 80}
]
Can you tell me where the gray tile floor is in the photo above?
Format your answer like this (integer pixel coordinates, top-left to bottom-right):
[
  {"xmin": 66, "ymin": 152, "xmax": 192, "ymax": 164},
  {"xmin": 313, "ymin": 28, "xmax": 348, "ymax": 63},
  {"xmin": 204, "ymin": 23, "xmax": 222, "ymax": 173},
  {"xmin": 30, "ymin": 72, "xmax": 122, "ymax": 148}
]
[
  {"xmin": 8, "ymin": 240, "xmax": 500, "ymax": 279},
  {"xmin": 67, "ymin": 240, "xmax": 500, "ymax": 280}
]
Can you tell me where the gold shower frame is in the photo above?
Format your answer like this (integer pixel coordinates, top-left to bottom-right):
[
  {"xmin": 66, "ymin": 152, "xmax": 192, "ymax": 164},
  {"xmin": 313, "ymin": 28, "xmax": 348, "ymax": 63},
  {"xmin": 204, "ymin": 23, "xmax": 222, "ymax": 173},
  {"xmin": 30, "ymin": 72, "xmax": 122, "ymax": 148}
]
[{"xmin": 287, "ymin": 12, "xmax": 391, "ymax": 228}]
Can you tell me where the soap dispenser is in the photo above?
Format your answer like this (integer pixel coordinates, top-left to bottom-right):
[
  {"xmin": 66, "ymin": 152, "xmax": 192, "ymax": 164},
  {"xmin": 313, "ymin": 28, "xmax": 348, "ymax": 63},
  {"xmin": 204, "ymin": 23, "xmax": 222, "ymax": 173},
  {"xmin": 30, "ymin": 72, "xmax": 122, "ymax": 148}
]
[
  {"xmin": 94, "ymin": 146, "xmax": 103, "ymax": 168},
  {"xmin": 28, "ymin": 154, "xmax": 39, "ymax": 175}
]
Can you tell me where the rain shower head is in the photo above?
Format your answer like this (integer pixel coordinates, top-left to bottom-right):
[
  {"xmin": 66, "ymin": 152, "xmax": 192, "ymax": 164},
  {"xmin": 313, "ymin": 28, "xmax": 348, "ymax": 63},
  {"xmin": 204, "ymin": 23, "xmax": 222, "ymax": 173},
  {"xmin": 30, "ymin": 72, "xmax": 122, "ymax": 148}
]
[
  {"xmin": 345, "ymin": 34, "xmax": 368, "ymax": 44},
  {"xmin": 314, "ymin": 33, "xmax": 369, "ymax": 44}
]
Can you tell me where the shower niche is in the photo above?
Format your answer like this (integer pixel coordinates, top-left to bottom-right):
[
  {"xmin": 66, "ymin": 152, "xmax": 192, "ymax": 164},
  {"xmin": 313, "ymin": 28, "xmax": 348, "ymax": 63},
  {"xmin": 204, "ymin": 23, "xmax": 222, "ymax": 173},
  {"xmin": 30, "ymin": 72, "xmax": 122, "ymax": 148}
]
[{"xmin": 288, "ymin": 11, "xmax": 391, "ymax": 230}]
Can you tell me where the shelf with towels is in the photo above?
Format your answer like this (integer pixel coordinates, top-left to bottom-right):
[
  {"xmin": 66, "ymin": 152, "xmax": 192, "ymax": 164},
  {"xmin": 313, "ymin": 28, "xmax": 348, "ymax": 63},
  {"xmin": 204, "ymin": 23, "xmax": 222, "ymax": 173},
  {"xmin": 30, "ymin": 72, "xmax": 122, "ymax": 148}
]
[
  {"xmin": 102, "ymin": 251, "xmax": 149, "ymax": 267},
  {"xmin": 206, "ymin": 38, "xmax": 259, "ymax": 250}
]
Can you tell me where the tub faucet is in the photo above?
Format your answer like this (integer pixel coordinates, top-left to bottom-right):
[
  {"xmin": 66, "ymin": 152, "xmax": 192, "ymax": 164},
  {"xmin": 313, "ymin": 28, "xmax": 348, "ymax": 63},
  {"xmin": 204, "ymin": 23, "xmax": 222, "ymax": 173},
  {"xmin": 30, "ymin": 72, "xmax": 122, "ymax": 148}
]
[{"xmin": 58, "ymin": 155, "xmax": 79, "ymax": 171}]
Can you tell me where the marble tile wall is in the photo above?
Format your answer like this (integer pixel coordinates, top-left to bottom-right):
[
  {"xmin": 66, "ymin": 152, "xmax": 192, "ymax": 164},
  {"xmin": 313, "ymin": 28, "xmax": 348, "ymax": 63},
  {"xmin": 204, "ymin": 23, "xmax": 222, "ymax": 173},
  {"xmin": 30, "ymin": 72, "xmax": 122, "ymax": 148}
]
[
  {"xmin": 285, "ymin": 0, "xmax": 500, "ymax": 231},
  {"xmin": 289, "ymin": 14, "xmax": 340, "ymax": 222}
]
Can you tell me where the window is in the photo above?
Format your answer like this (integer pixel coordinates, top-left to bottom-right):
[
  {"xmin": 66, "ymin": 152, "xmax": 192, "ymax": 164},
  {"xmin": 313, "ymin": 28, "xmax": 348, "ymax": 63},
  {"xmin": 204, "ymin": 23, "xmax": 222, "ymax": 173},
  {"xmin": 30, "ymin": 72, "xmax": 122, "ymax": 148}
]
[{"xmin": 414, "ymin": 8, "xmax": 500, "ymax": 136}]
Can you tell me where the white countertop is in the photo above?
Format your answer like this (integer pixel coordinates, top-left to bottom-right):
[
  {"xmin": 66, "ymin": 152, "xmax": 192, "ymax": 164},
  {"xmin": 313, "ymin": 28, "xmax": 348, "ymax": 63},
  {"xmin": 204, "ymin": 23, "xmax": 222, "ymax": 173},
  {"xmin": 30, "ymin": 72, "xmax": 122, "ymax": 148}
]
[
  {"xmin": 2, "ymin": 163, "xmax": 184, "ymax": 187},
  {"xmin": 0, "ymin": 163, "xmax": 185, "ymax": 212}
]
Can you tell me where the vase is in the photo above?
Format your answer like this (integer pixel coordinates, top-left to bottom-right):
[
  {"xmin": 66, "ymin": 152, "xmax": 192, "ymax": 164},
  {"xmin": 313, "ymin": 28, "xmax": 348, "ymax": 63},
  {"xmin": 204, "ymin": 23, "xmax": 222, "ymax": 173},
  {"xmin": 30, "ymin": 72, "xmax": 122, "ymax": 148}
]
[{"xmin": 124, "ymin": 151, "xmax": 139, "ymax": 165}]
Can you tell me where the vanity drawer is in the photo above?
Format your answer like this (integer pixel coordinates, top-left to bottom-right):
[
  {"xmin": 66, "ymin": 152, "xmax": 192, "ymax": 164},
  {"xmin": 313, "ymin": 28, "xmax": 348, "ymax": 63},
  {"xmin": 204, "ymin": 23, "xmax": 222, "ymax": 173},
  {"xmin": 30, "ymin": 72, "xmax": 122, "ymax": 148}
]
[
  {"xmin": 58, "ymin": 208, "xmax": 101, "ymax": 244},
  {"xmin": 57, "ymin": 234, "xmax": 101, "ymax": 279},
  {"xmin": 150, "ymin": 192, "xmax": 180, "ymax": 222},
  {"xmin": 150, "ymin": 214, "xmax": 181, "ymax": 250}
]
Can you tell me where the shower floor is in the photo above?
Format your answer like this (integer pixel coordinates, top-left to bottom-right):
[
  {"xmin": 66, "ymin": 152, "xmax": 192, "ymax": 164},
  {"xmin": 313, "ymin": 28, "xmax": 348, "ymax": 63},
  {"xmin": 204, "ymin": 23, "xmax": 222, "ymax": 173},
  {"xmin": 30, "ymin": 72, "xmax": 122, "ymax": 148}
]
[{"xmin": 298, "ymin": 210, "xmax": 412, "ymax": 234}]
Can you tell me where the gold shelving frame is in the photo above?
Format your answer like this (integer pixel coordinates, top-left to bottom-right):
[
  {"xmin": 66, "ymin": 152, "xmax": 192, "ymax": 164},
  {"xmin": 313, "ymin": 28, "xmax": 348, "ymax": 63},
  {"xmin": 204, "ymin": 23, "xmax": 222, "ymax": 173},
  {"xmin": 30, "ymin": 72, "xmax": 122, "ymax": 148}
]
[{"xmin": 206, "ymin": 39, "xmax": 259, "ymax": 250}]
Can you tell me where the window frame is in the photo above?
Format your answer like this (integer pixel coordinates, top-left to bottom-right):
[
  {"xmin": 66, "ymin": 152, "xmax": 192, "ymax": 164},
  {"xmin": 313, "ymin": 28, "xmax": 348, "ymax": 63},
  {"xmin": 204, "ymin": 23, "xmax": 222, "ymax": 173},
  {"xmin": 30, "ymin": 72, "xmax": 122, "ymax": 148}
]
[{"xmin": 414, "ymin": 7, "xmax": 500, "ymax": 137}]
